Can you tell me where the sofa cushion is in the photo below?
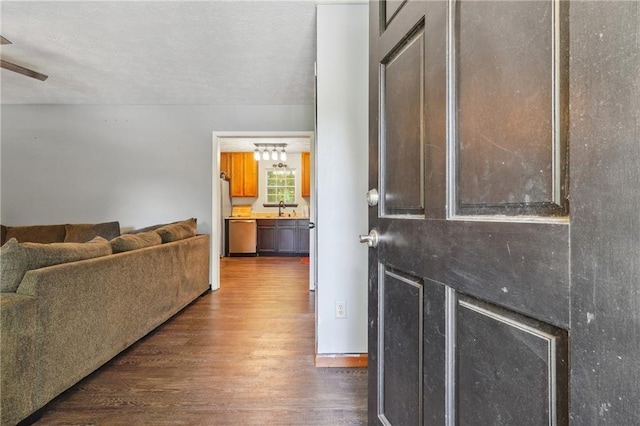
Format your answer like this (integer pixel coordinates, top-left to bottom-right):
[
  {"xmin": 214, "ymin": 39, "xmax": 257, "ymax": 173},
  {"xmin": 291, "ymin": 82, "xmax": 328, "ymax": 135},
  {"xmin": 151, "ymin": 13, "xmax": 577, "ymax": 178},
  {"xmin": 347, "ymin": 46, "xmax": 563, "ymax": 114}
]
[
  {"xmin": 4, "ymin": 224, "xmax": 66, "ymax": 245},
  {"xmin": 155, "ymin": 218, "xmax": 197, "ymax": 243},
  {"xmin": 0, "ymin": 237, "xmax": 112, "ymax": 293},
  {"xmin": 64, "ymin": 221, "xmax": 120, "ymax": 243},
  {"xmin": 110, "ymin": 231, "xmax": 162, "ymax": 253}
]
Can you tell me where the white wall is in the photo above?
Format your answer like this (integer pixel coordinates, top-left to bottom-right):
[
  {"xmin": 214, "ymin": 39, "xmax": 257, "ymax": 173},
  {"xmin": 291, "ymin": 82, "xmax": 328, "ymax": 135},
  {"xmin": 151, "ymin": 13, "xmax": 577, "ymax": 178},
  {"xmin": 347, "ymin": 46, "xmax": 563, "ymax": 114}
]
[
  {"xmin": 0, "ymin": 104, "xmax": 313, "ymax": 283},
  {"xmin": 316, "ymin": 3, "xmax": 369, "ymax": 354},
  {"xmin": 232, "ymin": 152, "xmax": 310, "ymax": 215}
]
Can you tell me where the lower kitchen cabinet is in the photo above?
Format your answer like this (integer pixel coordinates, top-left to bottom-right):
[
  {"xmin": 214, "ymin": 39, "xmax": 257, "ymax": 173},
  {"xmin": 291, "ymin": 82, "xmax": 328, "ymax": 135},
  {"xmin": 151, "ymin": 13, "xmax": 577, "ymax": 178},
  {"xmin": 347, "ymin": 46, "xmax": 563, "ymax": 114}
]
[
  {"xmin": 257, "ymin": 220, "xmax": 276, "ymax": 254},
  {"xmin": 276, "ymin": 220, "xmax": 297, "ymax": 253},
  {"xmin": 257, "ymin": 219, "xmax": 309, "ymax": 256},
  {"xmin": 297, "ymin": 220, "xmax": 310, "ymax": 255}
]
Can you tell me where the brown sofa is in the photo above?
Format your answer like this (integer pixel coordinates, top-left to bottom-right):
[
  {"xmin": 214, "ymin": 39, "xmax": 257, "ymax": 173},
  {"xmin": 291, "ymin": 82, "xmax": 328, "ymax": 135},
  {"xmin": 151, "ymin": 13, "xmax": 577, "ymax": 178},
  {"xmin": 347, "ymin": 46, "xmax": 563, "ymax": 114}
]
[{"xmin": 0, "ymin": 220, "xmax": 210, "ymax": 426}]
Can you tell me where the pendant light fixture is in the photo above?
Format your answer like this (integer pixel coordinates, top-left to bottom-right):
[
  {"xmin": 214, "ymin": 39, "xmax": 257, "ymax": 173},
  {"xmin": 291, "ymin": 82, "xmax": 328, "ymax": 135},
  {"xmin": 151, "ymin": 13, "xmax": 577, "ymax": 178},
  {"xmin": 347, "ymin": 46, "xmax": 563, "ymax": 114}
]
[{"xmin": 253, "ymin": 143, "xmax": 288, "ymax": 161}]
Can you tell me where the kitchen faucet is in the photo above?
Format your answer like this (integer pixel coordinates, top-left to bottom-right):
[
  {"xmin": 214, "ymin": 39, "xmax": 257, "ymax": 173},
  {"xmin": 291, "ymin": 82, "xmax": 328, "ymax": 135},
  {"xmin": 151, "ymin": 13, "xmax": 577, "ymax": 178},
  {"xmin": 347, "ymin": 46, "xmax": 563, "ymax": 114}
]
[{"xmin": 278, "ymin": 200, "xmax": 285, "ymax": 217}]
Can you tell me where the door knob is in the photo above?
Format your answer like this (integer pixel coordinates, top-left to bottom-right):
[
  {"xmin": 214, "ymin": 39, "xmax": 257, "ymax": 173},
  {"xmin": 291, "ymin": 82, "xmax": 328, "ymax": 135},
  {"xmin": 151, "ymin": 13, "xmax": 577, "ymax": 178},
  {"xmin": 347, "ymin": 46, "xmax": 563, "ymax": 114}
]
[
  {"xmin": 359, "ymin": 229, "xmax": 379, "ymax": 248},
  {"xmin": 366, "ymin": 189, "xmax": 379, "ymax": 206},
  {"xmin": 308, "ymin": 222, "xmax": 316, "ymax": 229}
]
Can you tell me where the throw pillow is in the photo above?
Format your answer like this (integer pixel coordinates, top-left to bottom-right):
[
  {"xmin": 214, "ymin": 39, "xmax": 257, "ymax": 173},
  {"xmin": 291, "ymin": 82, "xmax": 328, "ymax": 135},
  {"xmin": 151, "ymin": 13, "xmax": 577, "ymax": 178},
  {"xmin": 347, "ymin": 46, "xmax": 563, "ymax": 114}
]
[
  {"xmin": 125, "ymin": 222, "xmax": 169, "ymax": 235},
  {"xmin": 125, "ymin": 218, "xmax": 197, "ymax": 235},
  {"xmin": 0, "ymin": 237, "xmax": 112, "ymax": 293},
  {"xmin": 155, "ymin": 218, "xmax": 197, "ymax": 243},
  {"xmin": 110, "ymin": 231, "xmax": 162, "ymax": 253},
  {"xmin": 64, "ymin": 221, "xmax": 121, "ymax": 243}
]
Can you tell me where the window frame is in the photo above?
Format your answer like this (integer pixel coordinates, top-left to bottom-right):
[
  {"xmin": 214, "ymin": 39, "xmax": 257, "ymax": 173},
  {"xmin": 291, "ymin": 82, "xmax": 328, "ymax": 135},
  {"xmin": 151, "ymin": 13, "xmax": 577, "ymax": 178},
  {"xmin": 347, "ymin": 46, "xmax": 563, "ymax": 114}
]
[{"xmin": 265, "ymin": 167, "xmax": 297, "ymax": 204}]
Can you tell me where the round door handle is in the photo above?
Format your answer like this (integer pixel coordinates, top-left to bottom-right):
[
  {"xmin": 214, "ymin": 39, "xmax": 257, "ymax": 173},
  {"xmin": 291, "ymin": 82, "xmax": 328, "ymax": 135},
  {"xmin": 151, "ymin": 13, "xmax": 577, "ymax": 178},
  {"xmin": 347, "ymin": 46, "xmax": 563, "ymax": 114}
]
[
  {"xmin": 366, "ymin": 189, "xmax": 379, "ymax": 207},
  {"xmin": 308, "ymin": 222, "xmax": 316, "ymax": 229},
  {"xmin": 359, "ymin": 229, "xmax": 379, "ymax": 248}
]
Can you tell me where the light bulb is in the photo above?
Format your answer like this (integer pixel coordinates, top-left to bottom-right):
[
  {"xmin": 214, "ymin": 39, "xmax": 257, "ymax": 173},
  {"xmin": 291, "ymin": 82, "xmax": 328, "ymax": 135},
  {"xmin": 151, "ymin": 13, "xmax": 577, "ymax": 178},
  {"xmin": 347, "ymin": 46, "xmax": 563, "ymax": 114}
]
[
  {"xmin": 254, "ymin": 149, "xmax": 261, "ymax": 161},
  {"xmin": 271, "ymin": 148, "xmax": 278, "ymax": 161},
  {"xmin": 262, "ymin": 149, "xmax": 269, "ymax": 160},
  {"xmin": 280, "ymin": 148, "xmax": 287, "ymax": 162}
]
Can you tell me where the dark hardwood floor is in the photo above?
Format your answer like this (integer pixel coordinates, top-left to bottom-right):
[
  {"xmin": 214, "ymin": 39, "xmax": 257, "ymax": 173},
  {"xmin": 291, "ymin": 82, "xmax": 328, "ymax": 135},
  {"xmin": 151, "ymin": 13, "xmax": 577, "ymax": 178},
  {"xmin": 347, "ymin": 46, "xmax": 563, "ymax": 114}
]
[{"xmin": 34, "ymin": 257, "xmax": 367, "ymax": 425}]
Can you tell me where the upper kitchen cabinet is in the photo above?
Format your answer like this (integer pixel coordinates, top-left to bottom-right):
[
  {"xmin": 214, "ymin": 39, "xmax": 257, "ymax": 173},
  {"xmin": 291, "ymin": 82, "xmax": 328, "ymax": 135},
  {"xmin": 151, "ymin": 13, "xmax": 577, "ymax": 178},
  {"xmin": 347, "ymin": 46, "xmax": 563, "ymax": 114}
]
[
  {"xmin": 229, "ymin": 152, "xmax": 258, "ymax": 198},
  {"xmin": 220, "ymin": 152, "xmax": 232, "ymax": 179},
  {"xmin": 301, "ymin": 152, "xmax": 311, "ymax": 198}
]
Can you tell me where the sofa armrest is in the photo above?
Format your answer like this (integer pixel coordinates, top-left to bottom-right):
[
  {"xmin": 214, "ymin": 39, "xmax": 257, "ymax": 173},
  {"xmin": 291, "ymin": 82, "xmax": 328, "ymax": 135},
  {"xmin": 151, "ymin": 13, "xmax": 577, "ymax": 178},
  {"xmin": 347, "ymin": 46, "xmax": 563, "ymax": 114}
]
[{"xmin": 1, "ymin": 293, "xmax": 37, "ymax": 426}]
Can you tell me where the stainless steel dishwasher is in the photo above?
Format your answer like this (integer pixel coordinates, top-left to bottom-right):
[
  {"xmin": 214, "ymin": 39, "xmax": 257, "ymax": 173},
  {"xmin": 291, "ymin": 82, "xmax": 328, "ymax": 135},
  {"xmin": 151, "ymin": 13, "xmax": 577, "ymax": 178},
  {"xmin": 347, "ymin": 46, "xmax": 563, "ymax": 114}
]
[{"xmin": 228, "ymin": 219, "xmax": 257, "ymax": 255}]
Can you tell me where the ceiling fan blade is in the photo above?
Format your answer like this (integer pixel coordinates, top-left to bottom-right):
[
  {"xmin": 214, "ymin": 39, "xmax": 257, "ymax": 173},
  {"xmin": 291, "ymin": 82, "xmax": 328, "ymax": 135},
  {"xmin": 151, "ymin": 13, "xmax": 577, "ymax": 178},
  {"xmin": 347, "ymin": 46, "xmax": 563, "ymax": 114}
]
[
  {"xmin": 0, "ymin": 36, "xmax": 12, "ymax": 45},
  {"xmin": 1, "ymin": 59, "xmax": 48, "ymax": 81}
]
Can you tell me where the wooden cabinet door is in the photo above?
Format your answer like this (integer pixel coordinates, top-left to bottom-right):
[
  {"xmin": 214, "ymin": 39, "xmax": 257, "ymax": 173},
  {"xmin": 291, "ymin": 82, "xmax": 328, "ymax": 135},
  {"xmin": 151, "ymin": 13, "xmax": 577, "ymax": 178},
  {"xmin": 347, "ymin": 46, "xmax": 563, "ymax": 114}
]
[
  {"xmin": 275, "ymin": 220, "xmax": 297, "ymax": 253},
  {"xmin": 229, "ymin": 153, "xmax": 245, "ymax": 197},
  {"xmin": 297, "ymin": 220, "xmax": 310, "ymax": 255},
  {"xmin": 242, "ymin": 152, "xmax": 258, "ymax": 197},
  {"xmin": 301, "ymin": 152, "xmax": 311, "ymax": 198},
  {"xmin": 229, "ymin": 152, "xmax": 258, "ymax": 197},
  {"xmin": 257, "ymin": 220, "xmax": 276, "ymax": 254},
  {"xmin": 220, "ymin": 152, "xmax": 231, "ymax": 179}
]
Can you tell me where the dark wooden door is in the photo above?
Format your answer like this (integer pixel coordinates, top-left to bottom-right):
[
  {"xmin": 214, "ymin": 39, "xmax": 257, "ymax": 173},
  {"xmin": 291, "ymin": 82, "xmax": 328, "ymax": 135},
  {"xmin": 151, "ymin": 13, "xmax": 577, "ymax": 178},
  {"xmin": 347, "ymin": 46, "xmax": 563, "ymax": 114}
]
[{"xmin": 367, "ymin": 1, "xmax": 639, "ymax": 424}]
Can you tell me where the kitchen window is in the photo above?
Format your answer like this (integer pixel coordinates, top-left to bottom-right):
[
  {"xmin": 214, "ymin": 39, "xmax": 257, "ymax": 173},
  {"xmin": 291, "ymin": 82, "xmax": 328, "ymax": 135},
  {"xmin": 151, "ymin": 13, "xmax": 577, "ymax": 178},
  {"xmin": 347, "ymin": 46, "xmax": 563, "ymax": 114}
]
[{"xmin": 266, "ymin": 168, "xmax": 296, "ymax": 203}]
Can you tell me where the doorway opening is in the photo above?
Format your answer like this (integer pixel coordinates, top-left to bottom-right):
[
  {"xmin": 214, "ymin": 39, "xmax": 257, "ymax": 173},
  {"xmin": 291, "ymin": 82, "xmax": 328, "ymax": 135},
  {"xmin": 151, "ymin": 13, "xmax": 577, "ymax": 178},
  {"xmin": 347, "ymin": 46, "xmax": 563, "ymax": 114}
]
[{"xmin": 211, "ymin": 131, "xmax": 316, "ymax": 292}]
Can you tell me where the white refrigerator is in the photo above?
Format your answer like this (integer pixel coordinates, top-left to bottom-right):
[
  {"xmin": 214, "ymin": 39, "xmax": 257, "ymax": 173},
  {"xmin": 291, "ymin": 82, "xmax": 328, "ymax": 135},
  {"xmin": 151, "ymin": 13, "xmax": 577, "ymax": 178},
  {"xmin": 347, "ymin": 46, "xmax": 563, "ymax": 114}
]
[{"xmin": 220, "ymin": 173, "xmax": 232, "ymax": 256}]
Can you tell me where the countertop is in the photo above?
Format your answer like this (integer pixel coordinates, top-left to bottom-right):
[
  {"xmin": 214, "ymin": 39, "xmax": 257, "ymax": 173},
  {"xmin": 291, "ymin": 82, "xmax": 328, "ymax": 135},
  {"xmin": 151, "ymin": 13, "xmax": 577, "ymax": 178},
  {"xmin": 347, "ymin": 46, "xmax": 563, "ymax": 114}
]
[{"xmin": 225, "ymin": 216, "xmax": 310, "ymax": 220}]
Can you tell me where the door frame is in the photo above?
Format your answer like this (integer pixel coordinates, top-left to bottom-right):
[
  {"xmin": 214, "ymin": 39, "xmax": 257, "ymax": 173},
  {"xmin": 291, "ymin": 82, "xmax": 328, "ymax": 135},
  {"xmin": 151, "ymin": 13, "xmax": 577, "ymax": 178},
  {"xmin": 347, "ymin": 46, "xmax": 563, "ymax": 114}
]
[{"xmin": 210, "ymin": 131, "xmax": 316, "ymax": 291}]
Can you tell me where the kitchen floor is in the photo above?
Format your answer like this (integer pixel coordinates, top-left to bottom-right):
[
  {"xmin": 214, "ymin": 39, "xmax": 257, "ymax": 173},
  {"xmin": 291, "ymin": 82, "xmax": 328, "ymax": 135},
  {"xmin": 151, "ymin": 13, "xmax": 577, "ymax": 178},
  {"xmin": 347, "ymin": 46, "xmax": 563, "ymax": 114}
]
[{"xmin": 34, "ymin": 257, "xmax": 367, "ymax": 425}]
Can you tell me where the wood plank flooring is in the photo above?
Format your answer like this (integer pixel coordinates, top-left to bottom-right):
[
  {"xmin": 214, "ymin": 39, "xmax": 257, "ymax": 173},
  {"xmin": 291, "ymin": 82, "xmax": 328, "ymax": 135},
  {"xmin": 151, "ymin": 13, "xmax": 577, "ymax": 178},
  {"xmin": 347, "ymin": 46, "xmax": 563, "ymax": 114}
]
[{"xmin": 33, "ymin": 257, "xmax": 367, "ymax": 425}]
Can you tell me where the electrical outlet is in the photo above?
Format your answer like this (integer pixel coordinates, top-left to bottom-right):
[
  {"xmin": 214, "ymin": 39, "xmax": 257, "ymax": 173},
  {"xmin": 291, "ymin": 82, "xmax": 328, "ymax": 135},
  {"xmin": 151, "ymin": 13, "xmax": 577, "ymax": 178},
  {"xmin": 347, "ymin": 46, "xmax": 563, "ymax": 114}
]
[{"xmin": 336, "ymin": 301, "xmax": 347, "ymax": 319}]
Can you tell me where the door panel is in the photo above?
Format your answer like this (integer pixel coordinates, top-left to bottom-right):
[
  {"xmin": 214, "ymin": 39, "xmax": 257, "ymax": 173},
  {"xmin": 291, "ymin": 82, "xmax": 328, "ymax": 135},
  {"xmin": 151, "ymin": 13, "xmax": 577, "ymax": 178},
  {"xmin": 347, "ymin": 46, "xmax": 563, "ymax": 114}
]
[
  {"xmin": 369, "ymin": 1, "xmax": 571, "ymax": 424},
  {"xmin": 457, "ymin": 1, "xmax": 555, "ymax": 208},
  {"xmin": 456, "ymin": 294, "xmax": 568, "ymax": 426},
  {"xmin": 379, "ymin": 269, "xmax": 423, "ymax": 425},
  {"xmin": 378, "ymin": 1, "xmax": 448, "ymax": 219},
  {"xmin": 381, "ymin": 28, "xmax": 425, "ymax": 215},
  {"xmin": 455, "ymin": 0, "xmax": 569, "ymax": 216}
]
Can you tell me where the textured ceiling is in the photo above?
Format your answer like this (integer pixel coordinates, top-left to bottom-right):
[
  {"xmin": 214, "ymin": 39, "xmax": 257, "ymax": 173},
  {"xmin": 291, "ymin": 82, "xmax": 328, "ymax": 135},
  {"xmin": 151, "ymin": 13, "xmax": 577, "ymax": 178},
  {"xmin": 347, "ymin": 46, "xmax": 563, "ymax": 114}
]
[{"xmin": 0, "ymin": 1, "xmax": 317, "ymax": 105}]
